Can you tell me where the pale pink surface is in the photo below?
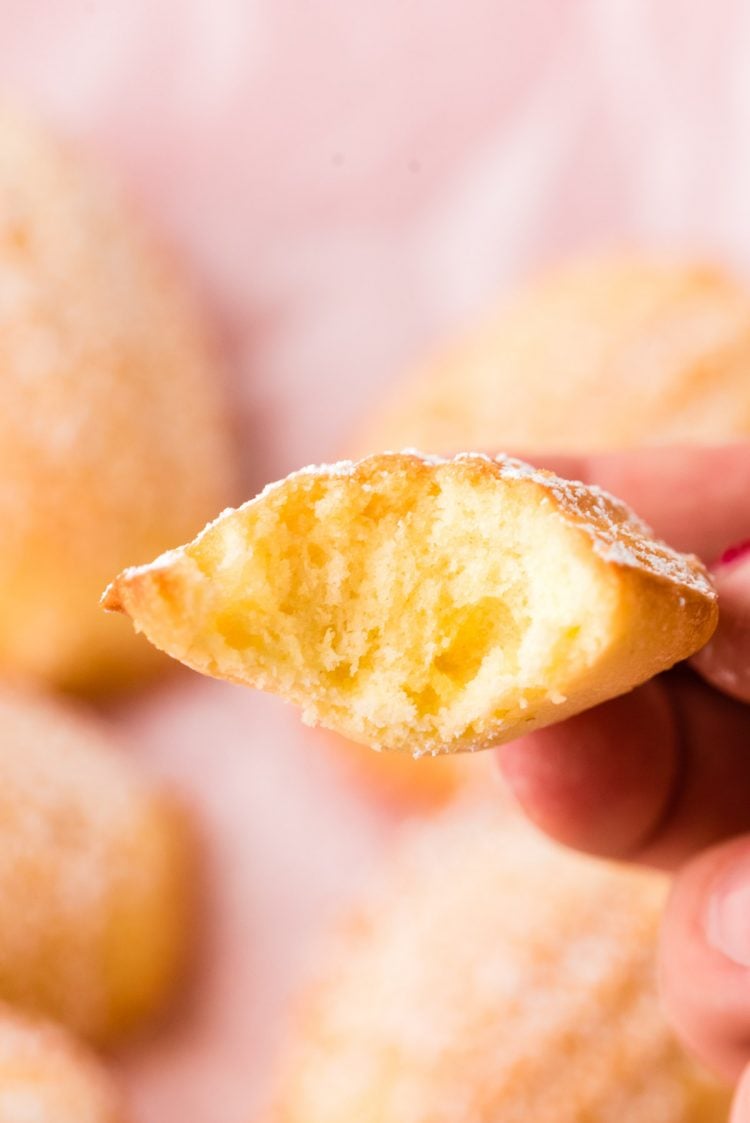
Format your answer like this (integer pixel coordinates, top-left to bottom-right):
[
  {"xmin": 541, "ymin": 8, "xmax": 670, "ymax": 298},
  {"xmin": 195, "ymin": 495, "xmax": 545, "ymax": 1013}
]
[{"xmin": 2, "ymin": 4, "xmax": 750, "ymax": 1119}]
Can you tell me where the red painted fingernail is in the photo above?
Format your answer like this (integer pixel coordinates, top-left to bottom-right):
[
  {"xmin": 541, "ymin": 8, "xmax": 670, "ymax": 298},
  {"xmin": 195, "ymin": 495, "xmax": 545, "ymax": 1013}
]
[{"xmin": 716, "ymin": 540, "xmax": 750, "ymax": 568}]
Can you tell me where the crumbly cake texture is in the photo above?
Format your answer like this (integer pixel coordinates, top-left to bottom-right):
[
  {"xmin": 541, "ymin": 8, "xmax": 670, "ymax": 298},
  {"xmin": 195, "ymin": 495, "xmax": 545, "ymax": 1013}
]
[
  {"xmin": 0, "ymin": 103, "xmax": 234, "ymax": 690},
  {"xmin": 0, "ymin": 1007, "xmax": 125, "ymax": 1122},
  {"xmin": 104, "ymin": 451, "xmax": 716, "ymax": 756},
  {"xmin": 0, "ymin": 690, "xmax": 190, "ymax": 1045},
  {"xmin": 357, "ymin": 256, "xmax": 750, "ymax": 456},
  {"xmin": 266, "ymin": 801, "xmax": 729, "ymax": 1123}
]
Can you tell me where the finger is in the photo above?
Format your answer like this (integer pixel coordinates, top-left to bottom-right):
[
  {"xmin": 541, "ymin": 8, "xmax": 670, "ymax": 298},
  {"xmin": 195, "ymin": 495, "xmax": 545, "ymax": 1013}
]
[
  {"xmin": 692, "ymin": 545, "xmax": 750, "ymax": 703},
  {"xmin": 660, "ymin": 836, "xmax": 750, "ymax": 1083},
  {"xmin": 498, "ymin": 682, "xmax": 678, "ymax": 860},
  {"xmin": 498, "ymin": 671, "xmax": 750, "ymax": 870},
  {"xmin": 510, "ymin": 443, "xmax": 750, "ymax": 560}
]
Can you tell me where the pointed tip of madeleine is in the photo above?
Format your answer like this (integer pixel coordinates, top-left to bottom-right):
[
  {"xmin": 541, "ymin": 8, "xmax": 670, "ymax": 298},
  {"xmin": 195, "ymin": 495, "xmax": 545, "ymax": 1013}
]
[{"xmin": 100, "ymin": 580, "xmax": 125, "ymax": 614}]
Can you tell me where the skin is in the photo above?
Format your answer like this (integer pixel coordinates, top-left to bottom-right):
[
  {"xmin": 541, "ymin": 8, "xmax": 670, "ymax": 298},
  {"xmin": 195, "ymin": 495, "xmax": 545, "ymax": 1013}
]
[{"xmin": 496, "ymin": 442, "xmax": 750, "ymax": 1112}]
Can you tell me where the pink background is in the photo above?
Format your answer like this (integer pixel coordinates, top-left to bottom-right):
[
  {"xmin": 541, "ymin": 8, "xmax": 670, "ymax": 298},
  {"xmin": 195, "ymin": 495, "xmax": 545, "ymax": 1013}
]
[{"xmin": 1, "ymin": 3, "xmax": 748, "ymax": 1119}]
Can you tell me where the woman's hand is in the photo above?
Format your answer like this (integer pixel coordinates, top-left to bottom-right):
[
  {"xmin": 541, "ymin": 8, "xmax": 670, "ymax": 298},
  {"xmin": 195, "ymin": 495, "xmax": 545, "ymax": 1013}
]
[{"xmin": 497, "ymin": 443, "xmax": 750, "ymax": 1104}]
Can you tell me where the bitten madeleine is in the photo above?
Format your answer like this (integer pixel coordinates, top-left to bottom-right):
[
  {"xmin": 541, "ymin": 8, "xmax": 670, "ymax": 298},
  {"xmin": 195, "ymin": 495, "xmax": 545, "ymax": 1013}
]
[
  {"xmin": 0, "ymin": 690, "xmax": 189, "ymax": 1045},
  {"xmin": 0, "ymin": 104, "xmax": 233, "ymax": 691},
  {"xmin": 104, "ymin": 452, "xmax": 716, "ymax": 756},
  {"xmin": 266, "ymin": 801, "xmax": 729, "ymax": 1123},
  {"xmin": 0, "ymin": 1007, "xmax": 125, "ymax": 1122},
  {"xmin": 357, "ymin": 255, "xmax": 750, "ymax": 456}
]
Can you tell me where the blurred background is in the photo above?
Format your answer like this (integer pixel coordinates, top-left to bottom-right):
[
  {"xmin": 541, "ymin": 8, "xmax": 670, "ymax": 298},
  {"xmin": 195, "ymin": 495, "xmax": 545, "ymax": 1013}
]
[
  {"xmin": 1, "ymin": 3, "xmax": 749, "ymax": 1121},
  {"xmin": 6, "ymin": 2, "xmax": 750, "ymax": 485}
]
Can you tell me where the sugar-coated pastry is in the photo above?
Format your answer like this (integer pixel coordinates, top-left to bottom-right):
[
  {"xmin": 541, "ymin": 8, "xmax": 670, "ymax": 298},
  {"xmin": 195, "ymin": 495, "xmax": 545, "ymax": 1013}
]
[
  {"xmin": 357, "ymin": 256, "xmax": 750, "ymax": 455},
  {"xmin": 0, "ymin": 689, "xmax": 189, "ymax": 1045},
  {"xmin": 266, "ymin": 801, "xmax": 729, "ymax": 1123},
  {"xmin": 0, "ymin": 104, "xmax": 234, "ymax": 691},
  {"xmin": 104, "ymin": 451, "xmax": 716, "ymax": 756},
  {"xmin": 0, "ymin": 1007, "xmax": 125, "ymax": 1122}
]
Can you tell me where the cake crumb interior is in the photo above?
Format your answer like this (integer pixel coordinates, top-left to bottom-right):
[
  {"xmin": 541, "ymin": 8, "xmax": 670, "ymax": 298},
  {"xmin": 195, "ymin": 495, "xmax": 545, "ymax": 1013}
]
[{"xmin": 185, "ymin": 463, "xmax": 612, "ymax": 752}]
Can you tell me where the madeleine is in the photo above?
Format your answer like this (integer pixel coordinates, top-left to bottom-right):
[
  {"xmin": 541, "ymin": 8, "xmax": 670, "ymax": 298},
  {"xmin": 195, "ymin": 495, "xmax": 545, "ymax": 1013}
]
[
  {"xmin": 267, "ymin": 802, "xmax": 728, "ymax": 1123},
  {"xmin": 358, "ymin": 256, "xmax": 750, "ymax": 455},
  {"xmin": 0, "ymin": 689, "xmax": 190, "ymax": 1045},
  {"xmin": 105, "ymin": 452, "xmax": 715, "ymax": 756},
  {"xmin": 0, "ymin": 104, "xmax": 234, "ymax": 690}
]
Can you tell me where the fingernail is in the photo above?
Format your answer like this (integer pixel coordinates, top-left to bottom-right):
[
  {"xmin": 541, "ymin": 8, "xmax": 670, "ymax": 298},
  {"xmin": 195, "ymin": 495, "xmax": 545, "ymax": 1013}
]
[
  {"xmin": 716, "ymin": 539, "xmax": 750, "ymax": 569},
  {"xmin": 706, "ymin": 856, "xmax": 750, "ymax": 967}
]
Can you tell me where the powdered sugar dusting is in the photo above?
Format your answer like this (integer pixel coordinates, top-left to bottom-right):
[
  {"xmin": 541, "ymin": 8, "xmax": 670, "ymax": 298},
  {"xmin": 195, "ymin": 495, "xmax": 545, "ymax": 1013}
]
[{"xmin": 487, "ymin": 453, "xmax": 714, "ymax": 599}]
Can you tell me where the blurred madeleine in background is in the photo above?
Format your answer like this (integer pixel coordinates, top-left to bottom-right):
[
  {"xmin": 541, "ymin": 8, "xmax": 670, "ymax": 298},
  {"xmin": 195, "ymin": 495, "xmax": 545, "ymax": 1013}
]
[
  {"xmin": 267, "ymin": 800, "xmax": 729, "ymax": 1123},
  {"xmin": 0, "ymin": 103, "xmax": 234, "ymax": 692}
]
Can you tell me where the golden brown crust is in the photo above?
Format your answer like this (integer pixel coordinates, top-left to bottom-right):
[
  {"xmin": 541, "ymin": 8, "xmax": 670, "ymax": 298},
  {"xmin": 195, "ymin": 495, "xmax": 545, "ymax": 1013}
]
[
  {"xmin": 0, "ymin": 688, "xmax": 191, "ymax": 1045},
  {"xmin": 105, "ymin": 452, "xmax": 717, "ymax": 756},
  {"xmin": 268, "ymin": 800, "xmax": 729, "ymax": 1122},
  {"xmin": 0, "ymin": 103, "xmax": 234, "ymax": 691}
]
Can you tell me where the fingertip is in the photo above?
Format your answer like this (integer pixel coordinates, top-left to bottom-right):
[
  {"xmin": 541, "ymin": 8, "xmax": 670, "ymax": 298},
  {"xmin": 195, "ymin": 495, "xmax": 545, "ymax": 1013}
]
[{"xmin": 496, "ymin": 682, "xmax": 678, "ymax": 861}]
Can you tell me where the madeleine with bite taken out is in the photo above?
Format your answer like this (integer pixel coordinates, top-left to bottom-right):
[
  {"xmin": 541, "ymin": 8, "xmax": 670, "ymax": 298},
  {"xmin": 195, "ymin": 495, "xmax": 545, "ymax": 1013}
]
[{"xmin": 104, "ymin": 451, "xmax": 716, "ymax": 757}]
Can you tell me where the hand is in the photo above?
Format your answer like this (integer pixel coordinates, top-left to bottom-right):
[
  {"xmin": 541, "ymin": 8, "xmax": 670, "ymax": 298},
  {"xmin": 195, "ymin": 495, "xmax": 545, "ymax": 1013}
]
[{"xmin": 497, "ymin": 443, "xmax": 750, "ymax": 1110}]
